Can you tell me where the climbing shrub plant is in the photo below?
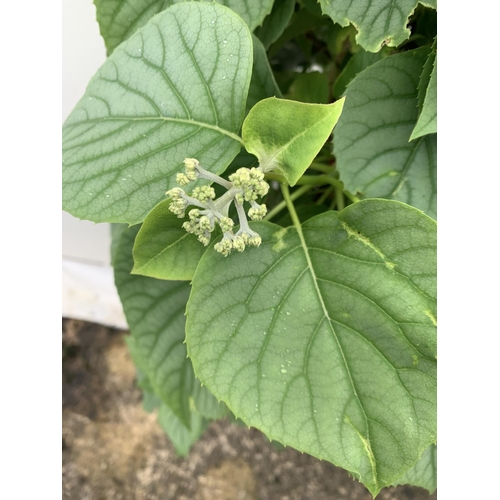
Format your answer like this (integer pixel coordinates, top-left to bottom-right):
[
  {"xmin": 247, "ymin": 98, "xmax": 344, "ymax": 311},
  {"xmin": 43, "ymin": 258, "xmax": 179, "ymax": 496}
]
[{"xmin": 63, "ymin": 0, "xmax": 437, "ymax": 496}]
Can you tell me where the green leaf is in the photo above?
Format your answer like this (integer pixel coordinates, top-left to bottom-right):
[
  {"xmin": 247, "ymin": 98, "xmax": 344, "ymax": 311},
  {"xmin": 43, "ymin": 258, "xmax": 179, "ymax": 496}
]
[
  {"xmin": 319, "ymin": 0, "xmax": 437, "ymax": 52},
  {"xmin": 242, "ymin": 97, "xmax": 345, "ymax": 185},
  {"xmin": 113, "ymin": 224, "xmax": 194, "ymax": 428},
  {"xmin": 131, "ymin": 199, "xmax": 206, "ymax": 281},
  {"xmin": 186, "ymin": 199, "xmax": 437, "ymax": 496},
  {"xmin": 393, "ymin": 444, "xmax": 437, "ymax": 493},
  {"xmin": 63, "ymin": 3, "xmax": 252, "ymax": 225},
  {"xmin": 267, "ymin": 7, "xmax": 330, "ymax": 59},
  {"xmin": 300, "ymin": 0, "xmax": 323, "ymax": 17},
  {"xmin": 127, "ymin": 325, "xmax": 218, "ymax": 450},
  {"xmin": 158, "ymin": 403, "xmax": 207, "ymax": 456},
  {"xmin": 332, "ymin": 50, "xmax": 387, "ymax": 99},
  {"xmin": 334, "ymin": 49, "xmax": 437, "ymax": 219},
  {"xmin": 125, "ymin": 335, "xmax": 162, "ymax": 412},
  {"xmin": 246, "ymin": 36, "xmax": 283, "ymax": 114},
  {"xmin": 110, "ymin": 223, "xmax": 128, "ymax": 265},
  {"xmin": 255, "ymin": 0, "xmax": 296, "ymax": 49},
  {"xmin": 288, "ymin": 72, "xmax": 329, "ymax": 104},
  {"xmin": 410, "ymin": 43, "xmax": 437, "ymax": 141},
  {"xmin": 193, "ymin": 381, "xmax": 229, "ymax": 419},
  {"xmin": 95, "ymin": 0, "xmax": 274, "ymax": 55}
]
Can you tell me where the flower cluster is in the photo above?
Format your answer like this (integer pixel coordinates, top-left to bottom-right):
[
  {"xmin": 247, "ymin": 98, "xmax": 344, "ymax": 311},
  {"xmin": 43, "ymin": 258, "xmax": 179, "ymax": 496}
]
[{"xmin": 165, "ymin": 158, "xmax": 269, "ymax": 256}]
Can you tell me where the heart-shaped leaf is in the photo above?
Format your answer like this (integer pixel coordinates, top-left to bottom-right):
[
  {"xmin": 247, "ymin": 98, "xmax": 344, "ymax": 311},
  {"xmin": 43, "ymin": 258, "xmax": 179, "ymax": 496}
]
[
  {"xmin": 186, "ymin": 199, "xmax": 436, "ymax": 495},
  {"xmin": 63, "ymin": 2, "xmax": 252, "ymax": 224},
  {"xmin": 242, "ymin": 97, "xmax": 345, "ymax": 185},
  {"xmin": 334, "ymin": 48, "xmax": 437, "ymax": 219}
]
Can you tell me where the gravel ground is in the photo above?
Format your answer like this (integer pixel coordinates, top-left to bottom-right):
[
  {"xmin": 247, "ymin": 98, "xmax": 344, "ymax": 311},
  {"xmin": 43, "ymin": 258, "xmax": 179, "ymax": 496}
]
[{"xmin": 62, "ymin": 318, "xmax": 437, "ymax": 500}]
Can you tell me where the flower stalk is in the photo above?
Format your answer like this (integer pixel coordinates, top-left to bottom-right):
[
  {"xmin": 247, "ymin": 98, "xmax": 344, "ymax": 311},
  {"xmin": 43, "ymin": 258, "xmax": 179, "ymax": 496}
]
[{"xmin": 165, "ymin": 158, "xmax": 270, "ymax": 256}]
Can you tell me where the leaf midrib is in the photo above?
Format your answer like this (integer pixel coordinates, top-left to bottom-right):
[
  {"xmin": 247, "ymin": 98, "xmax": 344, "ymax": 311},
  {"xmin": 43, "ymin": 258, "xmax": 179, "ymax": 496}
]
[
  {"xmin": 260, "ymin": 108, "xmax": 338, "ymax": 176},
  {"xmin": 132, "ymin": 231, "xmax": 192, "ymax": 275},
  {"xmin": 63, "ymin": 116, "xmax": 245, "ymax": 145},
  {"xmin": 292, "ymin": 218, "xmax": 379, "ymax": 489}
]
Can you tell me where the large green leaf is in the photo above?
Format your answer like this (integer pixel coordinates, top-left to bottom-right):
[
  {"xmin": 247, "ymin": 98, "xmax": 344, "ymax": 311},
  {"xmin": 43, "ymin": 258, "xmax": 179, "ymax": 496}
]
[
  {"xmin": 242, "ymin": 97, "xmax": 345, "ymax": 185},
  {"xmin": 334, "ymin": 49, "xmax": 437, "ymax": 219},
  {"xmin": 255, "ymin": 0, "xmax": 296, "ymax": 50},
  {"xmin": 186, "ymin": 199, "xmax": 437, "ymax": 496},
  {"xmin": 132, "ymin": 199, "xmax": 206, "ymax": 281},
  {"xmin": 410, "ymin": 43, "xmax": 437, "ymax": 141},
  {"xmin": 319, "ymin": 0, "xmax": 437, "ymax": 53},
  {"xmin": 246, "ymin": 36, "xmax": 283, "ymax": 114},
  {"xmin": 63, "ymin": 3, "xmax": 253, "ymax": 225},
  {"xmin": 393, "ymin": 443, "xmax": 437, "ymax": 493},
  {"xmin": 113, "ymin": 224, "xmax": 194, "ymax": 427},
  {"xmin": 95, "ymin": 0, "xmax": 274, "ymax": 55}
]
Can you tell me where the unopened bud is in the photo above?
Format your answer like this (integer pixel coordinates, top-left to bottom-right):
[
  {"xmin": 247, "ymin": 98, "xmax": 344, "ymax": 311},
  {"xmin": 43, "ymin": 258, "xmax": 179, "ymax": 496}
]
[{"xmin": 191, "ymin": 186, "xmax": 216, "ymax": 202}]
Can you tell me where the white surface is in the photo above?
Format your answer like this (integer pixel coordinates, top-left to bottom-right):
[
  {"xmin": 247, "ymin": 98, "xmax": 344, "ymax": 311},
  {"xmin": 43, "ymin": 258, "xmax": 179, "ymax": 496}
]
[
  {"xmin": 62, "ymin": 0, "xmax": 127, "ymax": 328},
  {"xmin": 62, "ymin": 211, "xmax": 113, "ymax": 265},
  {"xmin": 62, "ymin": 0, "xmax": 106, "ymax": 121},
  {"xmin": 63, "ymin": 260, "xmax": 128, "ymax": 329}
]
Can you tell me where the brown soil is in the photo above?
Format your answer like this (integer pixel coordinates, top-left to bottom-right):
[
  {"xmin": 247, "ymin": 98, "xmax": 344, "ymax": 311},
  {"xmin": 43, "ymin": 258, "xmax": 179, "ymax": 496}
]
[{"xmin": 62, "ymin": 319, "xmax": 437, "ymax": 500}]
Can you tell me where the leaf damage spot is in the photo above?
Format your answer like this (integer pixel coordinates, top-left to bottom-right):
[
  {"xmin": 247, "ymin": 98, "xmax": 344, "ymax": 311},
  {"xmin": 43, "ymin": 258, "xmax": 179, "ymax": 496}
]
[
  {"xmin": 340, "ymin": 221, "xmax": 396, "ymax": 270},
  {"xmin": 424, "ymin": 310, "xmax": 437, "ymax": 326},
  {"xmin": 344, "ymin": 415, "xmax": 378, "ymax": 491},
  {"xmin": 272, "ymin": 227, "xmax": 289, "ymax": 252}
]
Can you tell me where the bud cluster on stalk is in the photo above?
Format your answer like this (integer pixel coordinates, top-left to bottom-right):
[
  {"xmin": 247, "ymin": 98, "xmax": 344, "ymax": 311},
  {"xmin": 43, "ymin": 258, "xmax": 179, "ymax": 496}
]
[{"xmin": 165, "ymin": 158, "xmax": 270, "ymax": 256}]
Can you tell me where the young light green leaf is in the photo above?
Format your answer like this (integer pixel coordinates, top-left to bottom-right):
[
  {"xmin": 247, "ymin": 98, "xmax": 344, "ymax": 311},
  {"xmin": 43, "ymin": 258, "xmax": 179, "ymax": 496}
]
[
  {"xmin": 158, "ymin": 403, "xmax": 207, "ymax": 456},
  {"xmin": 288, "ymin": 72, "xmax": 330, "ymax": 104},
  {"xmin": 242, "ymin": 97, "xmax": 345, "ymax": 185},
  {"xmin": 95, "ymin": 0, "xmax": 274, "ymax": 55},
  {"xmin": 132, "ymin": 199, "xmax": 206, "ymax": 281},
  {"xmin": 246, "ymin": 36, "xmax": 283, "ymax": 114},
  {"xmin": 410, "ymin": 44, "xmax": 437, "ymax": 141},
  {"xmin": 113, "ymin": 224, "xmax": 194, "ymax": 428},
  {"xmin": 392, "ymin": 444, "xmax": 437, "ymax": 493},
  {"xmin": 319, "ymin": 0, "xmax": 437, "ymax": 52},
  {"xmin": 63, "ymin": 3, "xmax": 253, "ymax": 225},
  {"xmin": 186, "ymin": 199, "xmax": 436, "ymax": 496},
  {"xmin": 255, "ymin": 0, "xmax": 296, "ymax": 50},
  {"xmin": 334, "ymin": 48, "xmax": 437, "ymax": 219},
  {"xmin": 332, "ymin": 49, "xmax": 388, "ymax": 99}
]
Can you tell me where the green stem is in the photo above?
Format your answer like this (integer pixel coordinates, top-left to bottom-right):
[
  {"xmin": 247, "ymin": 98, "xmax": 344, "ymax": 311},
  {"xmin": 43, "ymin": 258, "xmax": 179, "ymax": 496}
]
[
  {"xmin": 280, "ymin": 184, "xmax": 302, "ymax": 230},
  {"xmin": 264, "ymin": 173, "xmax": 360, "ymax": 203},
  {"xmin": 317, "ymin": 185, "xmax": 334, "ymax": 205},
  {"xmin": 335, "ymin": 187, "xmax": 345, "ymax": 211},
  {"xmin": 308, "ymin": 162, "xmax": 334, "ymax": 174},
  {"xmin": 264, "ymin": 184, "xmax": 313, "ymax": 221}
]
